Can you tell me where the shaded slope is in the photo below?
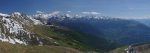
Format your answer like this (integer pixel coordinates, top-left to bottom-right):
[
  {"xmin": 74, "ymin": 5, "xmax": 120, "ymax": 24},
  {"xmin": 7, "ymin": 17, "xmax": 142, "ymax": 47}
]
[{"xmin": 31, "ymin": 24, "xmax": 115, "ymax": 52}]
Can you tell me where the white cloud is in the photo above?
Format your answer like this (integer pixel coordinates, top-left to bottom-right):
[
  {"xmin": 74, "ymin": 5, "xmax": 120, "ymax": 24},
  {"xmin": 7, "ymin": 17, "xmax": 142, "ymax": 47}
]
[
  {"xmin": 34, "ymin": 11, "xmax": 60, "ymax": 19},
  {"xmin": 0, "ymin": 13, "xmax": 10, "ymax": 17},
  {"xmin": 91, "ymin": 12, "xmax": 100, "ymax": 14},
  {"xmin": 36, "ymin": 11, "xmax": 44, "ymax": 14},
  {"xmin": 82, "ymin": 12, "xmax": 101, "ymax": 15},
  {"xmin": 51, "ymin": 11, "xmax": 60, "ymax": 15},
  {"xmin": 82, "ymin": 12, "xmax": 90, "ymax": 14},
  {"xmin": 67, "ymin": 11, "xmax": 71, "ymax": 13}
]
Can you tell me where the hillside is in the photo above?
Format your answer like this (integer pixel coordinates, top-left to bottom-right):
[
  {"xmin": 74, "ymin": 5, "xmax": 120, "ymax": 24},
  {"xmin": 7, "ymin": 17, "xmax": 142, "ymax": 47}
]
[
  {"xmin": 0, "ymin": 12, "xmax": 107, "ymax": 53},
  {"xmin": 0, "ymin": 42, "xmax": 82, "ymax": 53}
]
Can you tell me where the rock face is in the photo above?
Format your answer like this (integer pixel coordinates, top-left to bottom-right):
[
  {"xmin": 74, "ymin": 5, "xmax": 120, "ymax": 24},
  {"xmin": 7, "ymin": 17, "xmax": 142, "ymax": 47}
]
[{"xmin": 124, "ymin": 44, "xmax": 150, "ymax": 53}]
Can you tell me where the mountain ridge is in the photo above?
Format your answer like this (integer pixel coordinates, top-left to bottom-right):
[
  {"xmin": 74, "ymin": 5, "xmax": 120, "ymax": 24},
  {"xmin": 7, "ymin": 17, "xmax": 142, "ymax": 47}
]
[{"xmin": 0, "ymin": 12, "xmax": 107, "ymax": 52}]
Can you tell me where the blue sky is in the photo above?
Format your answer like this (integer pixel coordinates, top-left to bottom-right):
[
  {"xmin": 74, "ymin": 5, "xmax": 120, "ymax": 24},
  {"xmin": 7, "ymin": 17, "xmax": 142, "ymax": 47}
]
[{"xmin": 0, "ymin": 0, "xmax": 150, "ymax": 18}]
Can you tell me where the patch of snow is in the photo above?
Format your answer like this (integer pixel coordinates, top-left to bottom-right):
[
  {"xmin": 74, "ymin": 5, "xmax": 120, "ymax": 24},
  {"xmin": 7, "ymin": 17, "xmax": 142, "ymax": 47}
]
[
  {"xmin": 38, "ymin": 41, "xmax": 43, "ymax": 46},
  {"xmin": 48, "ymin": 37, "xmax": 53, "ymax": 39},
  {"xmin": 14, "ymin": 38, "xmax": 25, "ymax": 44},
  {"xmin": 8, "ymin": 37, "xmax": 16, "ymax": 44},
  {"xmin": 13, "ymin": 12, "xmax": 21, "ymax": 16},
  {"xmin": 0, "ymin": 12, "xmax": 44, "ymax": 45},
  {"xmin": 0, "ymin": 34, "xmax": 9, "ymax": 42},
  {"xmin": 2, "ymin": 17, "xmax": 24, "ymax": 34},
  {"xmin": 54, "ymin": 42, "xmax": 58, "ymax": 44},
  {"xmin": 36, "ymin": 37, "xmax": 43, "ymax": 46}
]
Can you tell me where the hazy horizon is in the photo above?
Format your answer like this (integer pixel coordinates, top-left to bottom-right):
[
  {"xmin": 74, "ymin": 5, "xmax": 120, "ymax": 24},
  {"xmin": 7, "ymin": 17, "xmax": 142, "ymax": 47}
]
[{"xmin": 1, "ymin": 0, "xmax": 150, "ymax": 19}]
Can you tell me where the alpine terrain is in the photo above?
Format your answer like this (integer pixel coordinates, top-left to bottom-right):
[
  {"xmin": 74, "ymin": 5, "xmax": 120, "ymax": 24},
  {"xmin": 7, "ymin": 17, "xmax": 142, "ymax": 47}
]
[{"xmin": 0, "ymin": 12, "xmax": 149, "ymax": 53}]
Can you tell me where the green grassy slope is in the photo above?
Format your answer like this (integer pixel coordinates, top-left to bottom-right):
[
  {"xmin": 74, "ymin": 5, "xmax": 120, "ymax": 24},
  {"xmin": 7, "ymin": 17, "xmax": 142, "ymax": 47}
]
[
  {"xmin": 108, "ymin": 46, "xmax": 128, "ymax": 53},
  {"xmin": 0, "ymin": 24, "xmax": 103, "ymax": 53},
  {"xmin": 25, "ymin": 24, "xmax": 105, "ymax": 52},
  {"xmin": 0, "ymin": 42, "xmax": 82, "ymax": 53},
  {"xmin": 31, "ymin": 25, "xmax": 92, "ymax": 50}
]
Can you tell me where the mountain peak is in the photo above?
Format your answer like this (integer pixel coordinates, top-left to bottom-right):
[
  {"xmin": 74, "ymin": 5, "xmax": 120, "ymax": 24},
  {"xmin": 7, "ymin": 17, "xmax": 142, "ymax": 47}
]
[
  {"xmin": 0, "ymin": 12, "xmax": 44, "ymax": 45},
  {"xmin": 13, "ymin": 12, "xmax": 21, "ymax": 15}
]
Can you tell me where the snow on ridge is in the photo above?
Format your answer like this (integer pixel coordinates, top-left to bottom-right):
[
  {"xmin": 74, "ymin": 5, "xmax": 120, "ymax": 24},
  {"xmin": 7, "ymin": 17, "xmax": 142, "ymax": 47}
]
[
  {"xmin": 1, "ymin": 17, "xmax": 26, "ymax": 44},
  {"xmin": 33, "ymin": 11, "xmax": 114, "ymax": 20},
  {"xmin": 0, "ymin": 12, "xmax": 43, "ymax": 45},
  {"xmin": 0, "ymin": 34, "xmax": 27, "ymax": 45},
  {"xmin": 0, "ymin": 14, "xmax": 29, "ymax": 45},
  {"xmin": 27, "ymin": 16, "xmax": 43, "ymax": 25},
  {"xmin": 33, "ymin": 11, "xmax": 60, "ymax": 19},
  {"xmin": 0, "ymin": 13, "xmax": 10, "ymax": 17},
  {"xmin": 2, "ymin": 17, "xmax": 24, "ymax": 34},
  {"xmin": 13, "ymin": 12, "xmax": 21, "ymax": 16},
  {"xmin": 0, "ymin": 12, "xmax": 43, "ymax": 25}
]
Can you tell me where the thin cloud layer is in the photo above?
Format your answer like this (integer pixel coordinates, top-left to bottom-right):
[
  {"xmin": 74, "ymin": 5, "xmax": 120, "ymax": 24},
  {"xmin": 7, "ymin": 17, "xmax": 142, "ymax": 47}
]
[{"xmin": 82, "ymin": 12, "xmax": 101, "ymax": 15}]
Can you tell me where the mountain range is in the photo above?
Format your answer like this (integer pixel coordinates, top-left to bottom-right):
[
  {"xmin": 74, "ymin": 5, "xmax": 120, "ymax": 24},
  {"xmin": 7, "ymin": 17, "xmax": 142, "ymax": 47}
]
[{"xmin": 0, "ymin": 12, "xmax": 150, "ymax": 53}]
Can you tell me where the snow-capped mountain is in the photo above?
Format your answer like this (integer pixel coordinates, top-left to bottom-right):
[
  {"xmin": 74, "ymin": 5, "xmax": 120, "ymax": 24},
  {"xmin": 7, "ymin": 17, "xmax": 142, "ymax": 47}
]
[
  {"xmin": 0, "ymin": 11, "xmax": 150, "ymax": 52},
  {"xmin": 0, "ymin": 12, "xmax": 111, "ymax": 52},
  {"xmin": 0, "ymin": 12, "xmax": 45, "ymax": 45},
  {"xmin": 32, "ymin": 11, "xmax": 120, "ymax": 25}
]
